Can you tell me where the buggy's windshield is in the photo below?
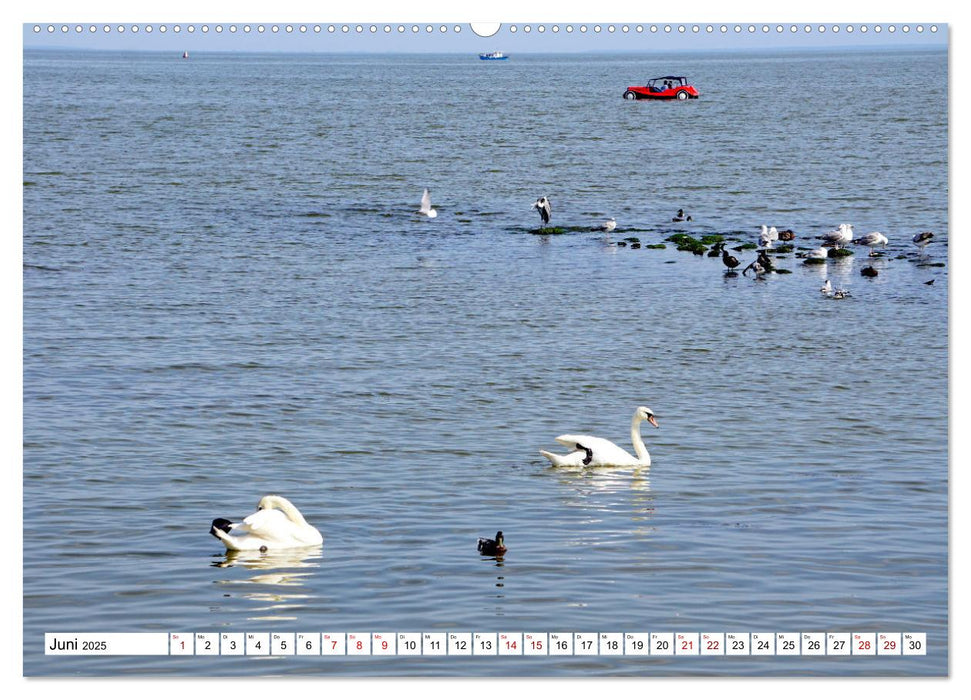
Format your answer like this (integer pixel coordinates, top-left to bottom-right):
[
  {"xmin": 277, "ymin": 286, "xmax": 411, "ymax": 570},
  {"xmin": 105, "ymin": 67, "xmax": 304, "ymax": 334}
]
[{"xmin": 648, "ymin": 76, "xmax": 686, "ymax": 90}]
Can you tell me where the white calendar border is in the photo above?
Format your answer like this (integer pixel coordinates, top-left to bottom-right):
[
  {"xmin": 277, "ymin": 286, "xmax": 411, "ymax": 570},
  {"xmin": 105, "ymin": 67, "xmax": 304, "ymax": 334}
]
[{"xmin": 9, "ymin": 0, "xmax": 965, "ymax": 698}]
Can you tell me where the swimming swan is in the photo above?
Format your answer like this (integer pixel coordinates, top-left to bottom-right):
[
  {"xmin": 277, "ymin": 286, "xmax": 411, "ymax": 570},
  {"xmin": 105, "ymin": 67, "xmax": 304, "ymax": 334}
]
[
  {"xmin": 210, "ymin": 495, "xmax": 323, "ymax": 551},
  {"xmin": 540, "ymin": 406, "xmax": 658, "ymax": 467}
]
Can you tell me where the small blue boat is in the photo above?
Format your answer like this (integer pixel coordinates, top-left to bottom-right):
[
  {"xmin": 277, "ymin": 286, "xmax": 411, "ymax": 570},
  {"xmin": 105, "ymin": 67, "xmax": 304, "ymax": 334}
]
[{"xmin": 479, "ymin": 51, "xmax": 508, "ymax": 61}]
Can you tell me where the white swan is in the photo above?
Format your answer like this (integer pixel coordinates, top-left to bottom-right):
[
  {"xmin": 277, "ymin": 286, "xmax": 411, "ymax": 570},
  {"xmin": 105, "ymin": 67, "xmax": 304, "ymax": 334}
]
[
  {"xmin": 418, "ymin": 188, "xmax": 437, "ymax": 218},
  {"xmin": 540, "ymin": 406, "xmax": 658, "ymax": 467},
  {"xmin": 210, "ymin": 495, "xmax": 323, "ymax": 551}
]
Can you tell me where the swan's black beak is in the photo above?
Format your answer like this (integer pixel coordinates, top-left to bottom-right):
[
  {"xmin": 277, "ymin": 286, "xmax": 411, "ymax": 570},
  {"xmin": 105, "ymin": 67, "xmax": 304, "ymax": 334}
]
[{"xmin": 647, "ymin": 415, "xmax": 659, "ymax": 429}]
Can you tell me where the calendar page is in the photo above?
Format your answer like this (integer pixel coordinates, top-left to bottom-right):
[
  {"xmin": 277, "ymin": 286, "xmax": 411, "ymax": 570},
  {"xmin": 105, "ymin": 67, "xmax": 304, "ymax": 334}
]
[{"xmin": 20, "ymin": 7, "xmax": 950, "ymax": 680}]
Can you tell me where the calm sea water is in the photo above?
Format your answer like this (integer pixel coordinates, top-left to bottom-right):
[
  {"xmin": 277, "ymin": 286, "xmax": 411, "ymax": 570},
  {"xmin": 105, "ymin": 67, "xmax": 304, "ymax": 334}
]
[{"xmin": 23, "ymin": 48, "xmax": 948, "ymax": 676}]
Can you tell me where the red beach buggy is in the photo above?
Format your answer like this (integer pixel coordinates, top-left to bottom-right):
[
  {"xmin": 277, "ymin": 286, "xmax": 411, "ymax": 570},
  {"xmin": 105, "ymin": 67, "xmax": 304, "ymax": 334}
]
[{"xmin": 623, "ymin": 76, "xmax": 700, "ymax": 101}]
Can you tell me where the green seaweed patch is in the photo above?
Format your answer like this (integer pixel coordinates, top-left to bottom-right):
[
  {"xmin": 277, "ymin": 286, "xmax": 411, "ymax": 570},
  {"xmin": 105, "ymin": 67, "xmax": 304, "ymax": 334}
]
[
  {"xmin": 895, "ymin": 255, "xmax": 909, "ymax": 260},
  {"xmin": 803, "ymin": 258, "xmax": 827, "ymax": 265},
  {"xmin": 665, "ymin": 233, "xmax": 693, "ymax": 245},
  {"xmin": 617, "ymin": 241, "xmax": 627, "ymax": 247},
  {"xmin": 630, "ymin": 242, "xmax": 641, "ymax": 249},
  {"xmin": 773, "ymin": 268, "xmax": 792, "ymax": 274},
  {"xmin": 624, "ymin": 237, "xmax": 641, "ymax": 244},
  {"xmin": 645, "ymin": 243, "xmax": 667, "ymax": 249},
  {"xmin": 664, "ymin": 260, "xmax": 677, "ymax": 264},
  {"xmin": 774, "ymin": 244, "xmax": 794, "ymax": 253},
  {"xmin": 828, "ymin": 248, "xmax": 854, "ymax": 257},
  {"xmin": 666, "ymin": 233, "xmax": 707, "ymax": 254},
  {"xmin": 700, "ymin": 234, "xmax": 724, "ymax": 245},
  {"xmin": 919, "ymin": 262, "xmax": 946, "ymax": 267},
  {"xmin": 678, "ymin": 243, "xmax": 707, "ymax": 254},
  {"xmin": 733, "ymin": 243, "xmax": 758, "ymax": 251},
  {"xmin": 529, "ymin": 226, "xmax": 568, "ymax": 235}
]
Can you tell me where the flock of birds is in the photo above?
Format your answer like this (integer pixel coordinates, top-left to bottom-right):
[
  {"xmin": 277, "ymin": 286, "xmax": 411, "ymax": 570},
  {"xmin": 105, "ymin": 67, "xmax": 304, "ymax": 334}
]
[
  {"xmin": 424, "ymin": 190, "xmax": 938, "ymax": 272},
  {"xmin": 522, "ymin": 193, "xmax": 939, "ymax": 292},
  {"xmin": 211, "ymin": 406, "xmax": 660, "ymax": 557},
  {"xmin": 420, "ymin": 188, "xmax": 938, "ymax": 260},
  {"xmin": 209, "ymin": 193, "xmax": 942, "ymax": 556},
  {"xmin": 715, "ymin": 222, "xmax": 936, "ymax": 288}
]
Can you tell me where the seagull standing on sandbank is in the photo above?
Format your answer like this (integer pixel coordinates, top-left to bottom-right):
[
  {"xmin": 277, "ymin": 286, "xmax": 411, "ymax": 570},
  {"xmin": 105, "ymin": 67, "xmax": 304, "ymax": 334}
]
[
  {"xmin": 853, "ymin": 231, "xmax": 889, "ymax": 256},
  {"xmin": 821, "ymin": 223, "xmax": 854, "ymax": 249},
  {"xmin": 913, "ymin": 231, "xmax": 934, "ymax": 256}
]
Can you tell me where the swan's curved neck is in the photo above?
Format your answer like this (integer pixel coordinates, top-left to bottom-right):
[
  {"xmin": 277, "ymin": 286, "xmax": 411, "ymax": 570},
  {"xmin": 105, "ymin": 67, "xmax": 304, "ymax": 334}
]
[
  {"xmin": 631, "ymin": 415, "xmax": 649, "ymax": 462},
  {"xmin": 267, "ymin": 497, "xmax": 309, "ymax": 527}
]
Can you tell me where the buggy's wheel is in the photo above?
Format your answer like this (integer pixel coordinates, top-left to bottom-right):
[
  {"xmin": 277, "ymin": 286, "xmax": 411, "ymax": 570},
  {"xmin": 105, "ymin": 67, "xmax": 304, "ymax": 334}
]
[
  {"xmin": 676, "ymin": 90, "xmax": 689, "ymax": 100},
  {"xmin": 623, "ymin": 90, "xmax": 637, "ymax": 100}
]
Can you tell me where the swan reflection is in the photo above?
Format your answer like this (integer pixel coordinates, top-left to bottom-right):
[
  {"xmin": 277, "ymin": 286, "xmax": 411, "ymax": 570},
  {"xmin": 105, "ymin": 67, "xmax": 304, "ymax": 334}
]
[
  {"xmin": 552, "ymin": 465, "xmax": 656, "ymax": 537},
  {"xmin": 552, "ymin": 464, "xmax": 652, "ymax": 494},
  {"xmin": 211, "ymin": 546, "xmax": 323, "ymax": 585},
  {"xmin": 211, "ymin": 547, "xmax": 323, "ymax": 619}
]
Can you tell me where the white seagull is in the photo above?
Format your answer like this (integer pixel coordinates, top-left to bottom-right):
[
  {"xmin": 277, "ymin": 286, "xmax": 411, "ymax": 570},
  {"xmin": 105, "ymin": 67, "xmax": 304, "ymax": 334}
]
[
  {"xmin": 807, "ymin": 246, "xmax": 829, "ymax": 260},
  {"xmin": 853, "ymin": 231, "xmax": 889, "ymax": 256},
  {"xmin": 821, "ymin": 279, "xmax": 832, "ymax": 295},
  {"xmin": 418, "ymin": 188, "xmax": 437, "ymax": 218},
  {"xmin": 602, "ymin": 217, "xmax": 617, "ymax": 232},
  {"xmin": 533, "ymin": 197, "xmax": 551, "ymax": 225},
  {"xmin": 759, "ymin": 225, "xmax": 779, "ymax": 248},
  {"xmin": 821, "ymin": 223, "xmax": 854, "ymax": 249},
  {"xmin": 210, "ymin": 495, "xmax": 323, "ymax": 551}
]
